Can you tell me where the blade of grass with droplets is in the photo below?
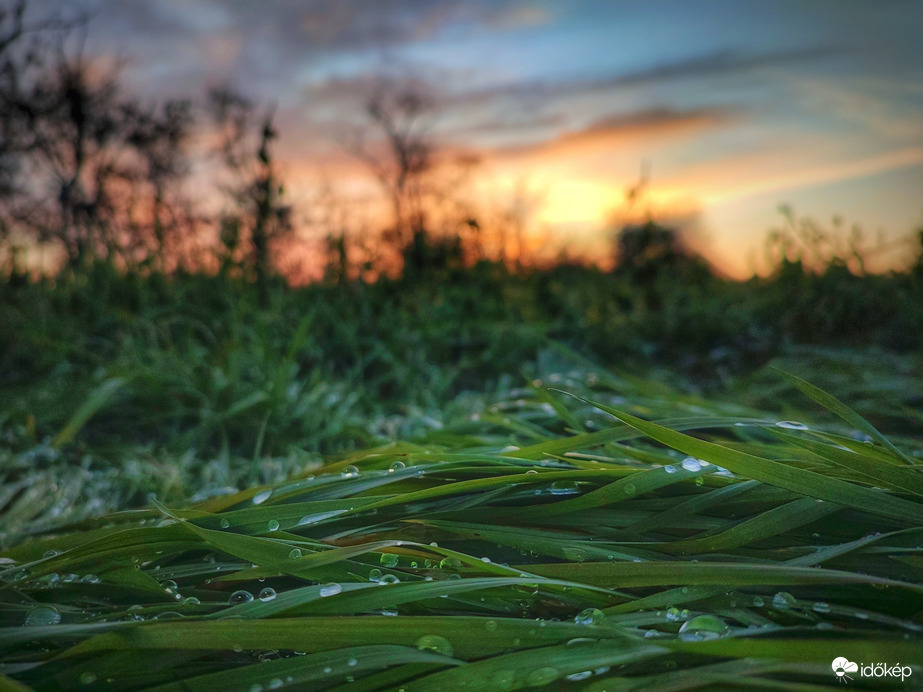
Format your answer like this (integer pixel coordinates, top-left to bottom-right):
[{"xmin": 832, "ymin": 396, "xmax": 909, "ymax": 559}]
[
  {"xmin": 769, "ymin": 428, "xmax": 923, "ymax": 496},
  {"xmin": 575, "ymin": 398, "xmax": 923, "ymax": 524},
  {"xmin": 774, "ymin": 368, "xmax": 916, "ymax": 465}
]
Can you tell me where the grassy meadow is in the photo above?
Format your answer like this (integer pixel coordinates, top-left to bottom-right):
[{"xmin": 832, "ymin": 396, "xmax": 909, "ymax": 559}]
[{"xmin": 2, "ymin": 254, "xmax": 923, "ymax": 690}]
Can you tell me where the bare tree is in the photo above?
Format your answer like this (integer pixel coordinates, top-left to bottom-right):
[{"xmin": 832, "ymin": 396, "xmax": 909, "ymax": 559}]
[
  {"xmin": 350, "ymin": 84, "xmax": 434, "ymax": 257},
  {"xmin": 208, "ymin": 87, "xmax": 293, "ymax": 300},
  {"xmin": 126, "ymin": 98, "xmax": 195, "ymax": 272}
]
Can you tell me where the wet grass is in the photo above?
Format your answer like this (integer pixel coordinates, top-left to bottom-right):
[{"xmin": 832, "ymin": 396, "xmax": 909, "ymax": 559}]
[{"xmin": 2, "ymin": 367, "xmax": 923, "ymax": 690}]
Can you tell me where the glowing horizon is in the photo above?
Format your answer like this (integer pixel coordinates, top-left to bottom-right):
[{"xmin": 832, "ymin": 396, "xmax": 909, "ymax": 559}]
[{"xmin": 21, "ymin": 0, "xmax": 923, "ymax": 278}]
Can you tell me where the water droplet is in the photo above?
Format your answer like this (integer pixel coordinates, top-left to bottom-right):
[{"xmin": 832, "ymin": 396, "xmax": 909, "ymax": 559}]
[
  {"xmin": 415, "ymin": 634, "xmax": 453, "ymax": 656},
  {"xmin": 623, "ymin": 482, "xmax": 637, "ymax": 496},
  {"xmin": 565, "ymin": 671, "xmax": 593, "ymax": 681},
  {"xmin": 347, "ymin": 658, "xmax": 358, "ymax": 667},
  {"xmin": 678, "ymin": 614, "xmax": 728, "ymax": 641},
  {"xmin": 79, "ymin": 672, "xmax": 97, "ymax": 685},
  {"xmin": 229, "ymin": 590, "xmax": 253, "ymax": 605},
  {"xmin": 267, "ymin": 519, "xmax": 280, "ymax": 532},
  {"xmin": 288, "ymin": 548, "xmax": 303, "ymax": 559},
  {"xmin": 812, "ymin": 601, "xmax": 831, "ymax": 614},
  {"xmin": 772, "ymin": 592, "xmax": 796, "ymax": 610},
  {"xmin": 250, "ymin": 684, "xmax": 264, "ymax": 692},
  {"xmin": 439, "ymin": 557, "xmax": 462, "ymax": 570},
  {"xmin": 81, "ymin": 574, "xmax": 100, "ymax": 584},
  {"xmin": 492, "ymin": 670, "xmax": 516, "ymax": 690},
  {"xmin": 368, "ymin": 568, "xmax": 382, "ymax": 582},
  {"xmin": 665, "ymin": 607, "xmax": 684, "ymax": 622},
  {"xmin": 389, "ymin": 460, "xmax": 406, "ymax": 473},
  {"xmin": 319, "ymin": 583, "xmax": 342, "ymax": 598},
  {"xmin": 379, "ymin": 574, "xmax": 400, "ymax": 585},
  {"xmin": 485, "ymin": 620, "xmax": 498, "ymax": 632},
  {"xmin": 341, "ymin": 465, "xmax": 359, "ymax": 478},
  {"xmin": 663, "ymin": 465, "xmax": 677, "ymax": 474},
  {"xmin": 24, "ymin": 605, "xmax": 61, "ymax": 626},
  {"xmin": 219, "ymin": 518, "xmax": 230, "ymax": 529},
  {"xmin": 183, "ymin": 596, "xmax": 201, "ymax": 606},
  {"xmin": 563, "ymin": 545, "xmax": 590, "ymax": 562},
  {"xmin": 574, "ymin": 608, "xmax": 605, "ymax": 626},
  {"xmin": 549, "ymin": 480, "xmax": 579, "ymax": 495},
  {"xmin": 380, "ymin": 553, "xmax": 399, "ymax": 567},
  {"xmin": 259, "ymin": 587, "xmax": 277, "ymax": 602},
  {"xmin": 268, "ymin": 679, "xmax": 283, "ymax": 690},
  {"xmin": 681, "ymin": 457, "xmax": 702, "ymax": 472},
  {"xmin": 253, "ymin": 489, "xmax": 273, "ymax": 505},
  {"xmin": 776, "ymin": 421, "xmax": 808, "ymax": 430},
  {"xmin": 525, "ymin": 667, "xmax": 559, "ymax": 687},
  {"xmin": 42, "ymin": 549, "xmax": 60, "ymax": 559},
  {"xmin": 753, "ymin": 596, "xmax": 764, "ymax": 607}
]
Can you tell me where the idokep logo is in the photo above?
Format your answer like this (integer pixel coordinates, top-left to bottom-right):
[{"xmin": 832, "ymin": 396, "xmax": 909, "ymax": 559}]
[
  {"xmin": 831, "ymin": 657, "xmax": 857, "ymax": 683},
  {"xmin": 832, "ymin": 657, "xmax": 912, "ymax": 684}
]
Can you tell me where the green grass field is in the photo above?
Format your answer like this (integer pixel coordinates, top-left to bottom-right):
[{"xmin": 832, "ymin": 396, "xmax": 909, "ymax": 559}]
[{"xmin": 2, "ymin": 263, "xmax": 923, "ymax": 690}]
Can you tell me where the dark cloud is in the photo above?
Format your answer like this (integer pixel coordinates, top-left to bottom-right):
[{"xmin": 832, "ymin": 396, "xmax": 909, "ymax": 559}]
[{"xmin": 441, "ymin": 46, "xmax": 847, "ymax": 109}]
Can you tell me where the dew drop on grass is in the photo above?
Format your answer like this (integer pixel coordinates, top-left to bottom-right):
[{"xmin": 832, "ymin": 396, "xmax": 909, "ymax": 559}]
[
  {"xmin": 574, "ymin": 608, "xmax": 605, "ymax": 626},
  {"xmin": 485, "ymin": 620, "xmax": 498, "ymax": 632},
  {"xmin": 347, "ymin": 658, "xmax": 358, "ymax": 667},
  {"xmin": 341, "ymin": 465, "xmax": 359, "ymax": 479},
  {"xmin": 776, "ymin": 421, "xmax": 808, "ymax": 430},
  {"xmin": 219, "ymin": 518, "xmax": 230, "ymax": 529},
  {"xmin": 250, "ymin": 685, "xmax": 263, "ymax": 692},
  {"xmin": 288, "ymin": 548, "xmax": 302, "ymax": 559},
  {"xmin": 267, "ymin": 519, "xmax": 280, "ymax": 532},
  {"xmin": 380, "ymin": 553, "xmax": 399, "ymax": 567},
  {"xmin": 379, "ymin": 574, "xmax": 401, "ymax": 585},
  {"xmin": 229, "ymin": 590, "xmax": 253, "ymax": 605},
  {"xmin": 183, "ymin": 597, "xmax": 200, "ymax": 606},
  {"xmin": 549, "ymin": 480, "xmax": 579, "ymax": 495},
  {"xmin": 492, "ymin": 670, "xmax": 516, "ymax": 690},
  {"xmin": 678, "ymin": 614, "xmax": 728, "ymax": 641},
  {"xmin": 565, "ymin": 671, "xmax": 593, "ymax": 682},
  {"xmin": 42, "ymin": 549, "xmax": 60, "ymax": 559},
  {"xmin": 772, "ymin": 592, "xmax": 796, "ymax": 610},
  {"xmin": 389, "ymin": 461, "xmax": 406, "ymax": 472},
  {"xmin": 812, "ymin": 601, "xmax": 831, "ymax": 614},
  {"xmin": 79, "ymin": 673, "xmax": 97, "ymax": 685},
  {"xmin": 259, "ymin": 587, "xmax": 277, "ymax": 602},
  {"xmin": 526, "ymin": 667, "xmax": 560, "ymax": 687},
  {"xmin": 24, "ymin": 605, "xmax": 61, "ymax": 626},
  {"xmin": 253, "ymin": 489, "xmax": 273, "ymax": 505},
  {"xmin": 663, "ymin": 465, "xmax": 677, "ymax": 474},
  {"xmin": 439, "ymin": 557, "xmax": 462, "ymax": 570},
  {"xmin": 562, "ymin": 546, "xmax": 589, "ymax": 562},
  {"xmin": 268, "ymin": 678, "xmax": 283, "ymax": 689},
  {"xmin": 415, "ymin": 634, "xmax": 453, "ymax": 656},
  {"xmin": 753, "ymin": 596, "xmax": 765, "ymax": 607},
  {"xmin": 319, "ymin": 583, "xmax": 342, "ymax": 598},
  {"xmin": 623, "ymin": 482, "xmax": 637, "ymax": 496},
  {"xmin": 665, "ymin": 607, "xmax": 683, "ymax": 622},
  {"xmin": 368, "ymin": 568, "xmax": 382, "ymax": 582},
  {"xmin": 681, "ymin": 457, "xmax": 702, "ymax": 472}
]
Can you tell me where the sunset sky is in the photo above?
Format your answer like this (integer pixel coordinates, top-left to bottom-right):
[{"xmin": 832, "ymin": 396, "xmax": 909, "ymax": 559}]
[{"xmin": 33, "ymin": 0, "xmax": 923, "ymax": 276}]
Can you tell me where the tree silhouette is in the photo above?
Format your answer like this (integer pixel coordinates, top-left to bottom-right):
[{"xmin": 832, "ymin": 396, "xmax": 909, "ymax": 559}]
[{"xmin": 208, "ymin": 87, "xmax": 293, "ymax": 301}]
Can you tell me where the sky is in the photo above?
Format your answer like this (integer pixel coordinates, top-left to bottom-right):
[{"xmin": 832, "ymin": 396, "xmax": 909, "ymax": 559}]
[{"xmin": 33, "ymin": 0, "xmax": 923, "ymax": 277}]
